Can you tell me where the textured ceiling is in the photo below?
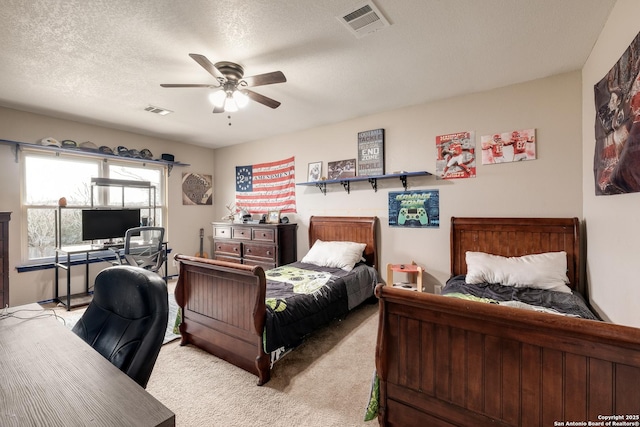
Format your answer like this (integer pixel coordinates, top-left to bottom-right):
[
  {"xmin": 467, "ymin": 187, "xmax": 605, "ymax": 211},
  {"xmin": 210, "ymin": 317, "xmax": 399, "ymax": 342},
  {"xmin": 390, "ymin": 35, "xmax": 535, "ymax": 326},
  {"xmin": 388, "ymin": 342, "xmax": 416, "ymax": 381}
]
[{"xmin": 0, "ymin": 0, "xmax": 616, "ymax": 149}]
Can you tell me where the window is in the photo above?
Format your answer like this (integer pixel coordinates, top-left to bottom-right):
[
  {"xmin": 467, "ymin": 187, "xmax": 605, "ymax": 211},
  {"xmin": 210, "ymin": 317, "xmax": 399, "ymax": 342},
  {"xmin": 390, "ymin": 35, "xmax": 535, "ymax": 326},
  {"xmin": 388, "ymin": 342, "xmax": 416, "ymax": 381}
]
[{"xmin": 22, "ymin": 150, "xmax": 166, "ymax": 262}]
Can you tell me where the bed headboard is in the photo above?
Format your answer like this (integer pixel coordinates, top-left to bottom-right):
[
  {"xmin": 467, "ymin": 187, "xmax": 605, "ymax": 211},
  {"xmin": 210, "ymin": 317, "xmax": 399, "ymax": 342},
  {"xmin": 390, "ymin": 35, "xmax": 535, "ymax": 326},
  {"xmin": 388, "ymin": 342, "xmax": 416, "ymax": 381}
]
[
  {"xmin": 308, "ymin": 216, "xmax": 379, "ymax": 271},
  {"xmin": 450, "ymin": 217, "xmax": 581, "ymax": 290}
]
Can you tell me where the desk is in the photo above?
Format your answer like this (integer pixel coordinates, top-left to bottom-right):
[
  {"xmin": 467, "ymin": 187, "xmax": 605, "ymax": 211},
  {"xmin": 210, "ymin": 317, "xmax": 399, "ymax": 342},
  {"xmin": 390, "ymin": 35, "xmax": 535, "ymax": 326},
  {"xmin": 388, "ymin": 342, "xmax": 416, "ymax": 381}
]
[
  {"xmin": 0, "ymin": 303, "xmax": 175, "ymax": 427},
  {"xmin": 55, "ymin": 243, "xmax": 169, "ymax": 310}
]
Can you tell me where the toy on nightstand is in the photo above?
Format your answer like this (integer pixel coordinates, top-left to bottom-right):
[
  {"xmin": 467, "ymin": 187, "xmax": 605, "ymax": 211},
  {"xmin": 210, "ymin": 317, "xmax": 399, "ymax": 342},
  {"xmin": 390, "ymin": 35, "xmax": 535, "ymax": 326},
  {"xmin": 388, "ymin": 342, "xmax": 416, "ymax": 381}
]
[{"xmin": 387, "ymin": 261, "xmax": 423, "ymax": 292}]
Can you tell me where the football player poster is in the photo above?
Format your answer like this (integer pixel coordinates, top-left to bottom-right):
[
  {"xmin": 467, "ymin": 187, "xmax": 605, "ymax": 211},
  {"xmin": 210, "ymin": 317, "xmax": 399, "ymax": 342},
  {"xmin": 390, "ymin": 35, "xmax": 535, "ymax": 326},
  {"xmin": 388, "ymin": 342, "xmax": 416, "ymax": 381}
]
[
  {"xmin": 593, "ymin": 29, "xmax": 640, "ymax": 195},
  {"xmin": 480, "ymin": 128, "xmax": 536, "ymax": 165},
  {"xmin": 436, "ymin": 131, "xmax": 476, "ymax": 179},
  {"xmin": 388, "ymin": 190, "xmax": 439, "ymax": 228}
]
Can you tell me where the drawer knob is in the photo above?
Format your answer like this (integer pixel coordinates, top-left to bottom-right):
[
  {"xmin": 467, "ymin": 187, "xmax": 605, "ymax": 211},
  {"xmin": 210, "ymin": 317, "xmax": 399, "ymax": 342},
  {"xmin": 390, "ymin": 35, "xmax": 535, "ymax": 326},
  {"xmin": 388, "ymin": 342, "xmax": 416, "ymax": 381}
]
[
  {"xmin": 266, "ymin": 251, "xmax": 272, "ymax": 255},
  {"xmin": 246, "ymin": 248, "xmax": 251, "ymax": 253},
  {"xmin": 234, "ymin": 247, "xmax": 238, "ymax": 252}
]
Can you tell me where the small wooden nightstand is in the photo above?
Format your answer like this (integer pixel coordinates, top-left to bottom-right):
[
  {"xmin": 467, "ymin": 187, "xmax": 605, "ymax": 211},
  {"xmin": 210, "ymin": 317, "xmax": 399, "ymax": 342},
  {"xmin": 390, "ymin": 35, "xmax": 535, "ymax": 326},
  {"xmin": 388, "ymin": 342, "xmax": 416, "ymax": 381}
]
[{"xmin": 387, "ymin": 261, "xmax": 423, "ymax": 292}]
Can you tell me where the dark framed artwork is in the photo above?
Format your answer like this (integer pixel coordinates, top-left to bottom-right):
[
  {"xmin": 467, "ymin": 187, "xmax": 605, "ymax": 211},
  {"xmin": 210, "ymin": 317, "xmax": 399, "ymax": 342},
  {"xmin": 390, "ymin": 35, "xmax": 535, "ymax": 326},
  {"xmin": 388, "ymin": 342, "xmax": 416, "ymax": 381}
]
[
  {"xmin": 358, "ymin": 128, "xmax": 385, "ymax": 176},
  {"xmin": 327, "ymin": 159, "xmax": 356, "ymax": 180},
  {"xmin": 182, "ymin": 172, "xmax": 213, "ymax": 205}
]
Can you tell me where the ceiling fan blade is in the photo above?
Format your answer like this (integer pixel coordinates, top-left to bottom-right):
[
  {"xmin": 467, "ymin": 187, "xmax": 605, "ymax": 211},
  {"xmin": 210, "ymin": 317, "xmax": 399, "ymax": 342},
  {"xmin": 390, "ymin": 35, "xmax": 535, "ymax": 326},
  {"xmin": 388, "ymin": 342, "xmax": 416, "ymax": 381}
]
[
  {"xmin": 212, "ymin": 105, "xmax": 225, "ymax": 114},
  {"xmin": 160, "ymin": 83, "xmax": 218, "ymax": 88},
  {"xmin": 189, "ymin": 53, "xmax": 226, "ymax": 81},
  {"xmin": 245, "ymin": 89, "xmax": 281, "ymax": 109},
  {"xmin": 243, "ymin": 71, "xmax": 286, "ymax": 88}
]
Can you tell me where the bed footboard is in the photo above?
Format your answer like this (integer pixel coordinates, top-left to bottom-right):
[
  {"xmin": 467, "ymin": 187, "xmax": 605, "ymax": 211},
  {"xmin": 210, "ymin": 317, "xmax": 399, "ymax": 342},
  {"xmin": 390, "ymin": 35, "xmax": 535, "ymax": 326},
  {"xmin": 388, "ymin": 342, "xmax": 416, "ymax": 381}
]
[
  {"xmin": 174, "ymin": 254, "xmax": 270, "ymax": 385},
  {"xmin": 375, "ymin": 285, "xmax": 640, "ymax": 427}
]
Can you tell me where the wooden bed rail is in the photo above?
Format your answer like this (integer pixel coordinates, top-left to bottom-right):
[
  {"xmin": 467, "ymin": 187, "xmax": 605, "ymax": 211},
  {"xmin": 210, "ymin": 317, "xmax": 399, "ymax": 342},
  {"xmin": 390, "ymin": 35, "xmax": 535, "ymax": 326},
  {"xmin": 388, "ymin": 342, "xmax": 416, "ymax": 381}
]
[{"xmin": 375, "ymin": 285, "xmax": 640, "ymax": 427}]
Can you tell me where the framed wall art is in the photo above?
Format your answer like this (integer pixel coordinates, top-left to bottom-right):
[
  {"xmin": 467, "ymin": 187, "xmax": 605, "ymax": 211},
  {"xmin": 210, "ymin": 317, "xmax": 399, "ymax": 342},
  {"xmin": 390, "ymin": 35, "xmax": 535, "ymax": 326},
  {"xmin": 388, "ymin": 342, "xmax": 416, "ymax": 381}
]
[
  {"xmin": 266, "ymin": 210, "xmax": 281, "ymax": 224},
  {"xmin": 388, "ymin": 189, "xmax": 440, "ymax": 228},
  {"xmin": 435, "ymin": 131, "xmax": 476, "ymax": 179},
  {"xmin": 480, "ymin": 128, "xmax": 536, "ymax": 165},
  {"xmin": 327, "ymin": 159, "xmax": 356, "ymax": 180},
  {"xmin": 182, "ymin": 172, "xmax": 213, "ymax": 205},
  {"xmin": 307, "ymin": 161, "xmax": 322, "ymax": 182},
  {"xmin": 358, "ymin": 128, "xmax": 384, "ymax": 176}
]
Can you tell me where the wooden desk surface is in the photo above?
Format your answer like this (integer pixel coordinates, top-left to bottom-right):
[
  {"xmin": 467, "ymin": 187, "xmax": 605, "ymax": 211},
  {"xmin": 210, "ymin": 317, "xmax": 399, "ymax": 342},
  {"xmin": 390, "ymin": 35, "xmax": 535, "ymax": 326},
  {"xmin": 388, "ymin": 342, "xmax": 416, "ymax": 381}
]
[{"xmin": 0, "ymin": 304, "xmax": 175, "ymax": 427}]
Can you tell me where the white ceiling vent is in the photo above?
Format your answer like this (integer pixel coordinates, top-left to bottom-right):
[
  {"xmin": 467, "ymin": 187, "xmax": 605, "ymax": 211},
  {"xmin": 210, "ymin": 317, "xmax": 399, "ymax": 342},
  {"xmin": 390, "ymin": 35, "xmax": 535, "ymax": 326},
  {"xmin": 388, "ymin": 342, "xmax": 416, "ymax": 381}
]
[
  {"xmin": 337, "ymin": 1, "xmax": 390, "ymax": 38},
  {"xmin": 144, "ymin": 105, "xmax": 173, "ymax": 116}
]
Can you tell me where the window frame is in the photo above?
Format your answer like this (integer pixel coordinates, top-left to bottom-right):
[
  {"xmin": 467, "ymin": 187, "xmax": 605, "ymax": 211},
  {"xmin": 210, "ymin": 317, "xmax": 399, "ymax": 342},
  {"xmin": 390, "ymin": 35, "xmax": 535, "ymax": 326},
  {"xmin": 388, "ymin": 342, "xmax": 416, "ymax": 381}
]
[{"xmin": 20, "ymin": 147, "xmax": 167, "ymax": 265}]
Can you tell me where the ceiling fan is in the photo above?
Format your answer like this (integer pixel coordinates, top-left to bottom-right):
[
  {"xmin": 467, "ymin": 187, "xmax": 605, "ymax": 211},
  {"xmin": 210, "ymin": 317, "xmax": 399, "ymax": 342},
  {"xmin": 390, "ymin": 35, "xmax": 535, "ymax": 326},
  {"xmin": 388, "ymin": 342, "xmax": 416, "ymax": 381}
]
[{"xmin": 161, "ymin": 53, "xmax": 287, "ymax": 113}]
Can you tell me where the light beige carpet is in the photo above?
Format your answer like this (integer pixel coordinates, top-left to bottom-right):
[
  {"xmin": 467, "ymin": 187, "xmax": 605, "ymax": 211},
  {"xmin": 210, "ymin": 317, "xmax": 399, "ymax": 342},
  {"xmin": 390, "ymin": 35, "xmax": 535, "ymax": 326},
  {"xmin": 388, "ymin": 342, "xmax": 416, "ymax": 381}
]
[{"xmin": 146, "ymin": 301, "xmax": 380, "ymax": 427}]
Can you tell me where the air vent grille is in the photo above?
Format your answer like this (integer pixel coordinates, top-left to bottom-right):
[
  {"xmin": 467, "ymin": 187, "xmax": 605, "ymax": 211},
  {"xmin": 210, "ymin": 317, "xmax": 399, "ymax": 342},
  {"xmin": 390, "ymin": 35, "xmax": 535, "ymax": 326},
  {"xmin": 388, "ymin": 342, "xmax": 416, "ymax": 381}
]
[
  {"xmin": 338, "ymin": 1, "xmax": 390, "ymax": 38},
  {"xmin": 145, "ymin": 105, "xmax": 173, "ymax": 115}
]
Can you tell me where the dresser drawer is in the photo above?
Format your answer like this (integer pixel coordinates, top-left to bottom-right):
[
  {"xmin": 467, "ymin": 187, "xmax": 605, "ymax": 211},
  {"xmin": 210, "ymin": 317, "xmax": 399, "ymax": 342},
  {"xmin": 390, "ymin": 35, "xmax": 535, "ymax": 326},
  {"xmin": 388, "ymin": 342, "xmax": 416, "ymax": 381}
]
[
  {"xmin": 252, "ymin": 228, "xmax": 275, "ymax": 242},
  {"xmin": 214, "ymin": 240, "xmax": 241, "ymax": 256},
  {"xmin": 214, "ymin": 255, "xmax": 242, "ymax": 264},
  {"xmin": 243, "ymin": 259, "xmax": 276, "ymax": 271},
  {"xmin": 213, "ymin": 226, "xmax": 231, "ymax": 239},
  {"xmin": 231, "ymin": 226, "xmax": 252, "ymax": 240},
  {"xmin": 242, "ymin": 243, "xmax": 276, "ymax": 261}
]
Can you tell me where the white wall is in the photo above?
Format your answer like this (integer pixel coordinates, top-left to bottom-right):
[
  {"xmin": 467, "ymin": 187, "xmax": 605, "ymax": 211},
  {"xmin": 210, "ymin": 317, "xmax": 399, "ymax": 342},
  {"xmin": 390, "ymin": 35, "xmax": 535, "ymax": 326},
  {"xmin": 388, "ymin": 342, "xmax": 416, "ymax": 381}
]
[
  {"xmin": 582, "ymin": 0, "xmax": 640, "ymax": 328},
  {"xmin": 215, "ymin": 72, "xmax": 583, "ymax": 293},
  {"xmin": 0, "ymin": 107, "xmax": 215, "ymax": 306}
]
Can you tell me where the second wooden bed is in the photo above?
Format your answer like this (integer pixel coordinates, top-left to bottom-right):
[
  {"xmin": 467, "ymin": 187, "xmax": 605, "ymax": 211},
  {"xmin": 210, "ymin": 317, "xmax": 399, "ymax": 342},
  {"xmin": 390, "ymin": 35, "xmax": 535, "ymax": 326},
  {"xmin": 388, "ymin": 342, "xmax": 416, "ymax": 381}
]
[{"xmin": 375, "ymin": 217, "xmax": 640, "ymax": 426}]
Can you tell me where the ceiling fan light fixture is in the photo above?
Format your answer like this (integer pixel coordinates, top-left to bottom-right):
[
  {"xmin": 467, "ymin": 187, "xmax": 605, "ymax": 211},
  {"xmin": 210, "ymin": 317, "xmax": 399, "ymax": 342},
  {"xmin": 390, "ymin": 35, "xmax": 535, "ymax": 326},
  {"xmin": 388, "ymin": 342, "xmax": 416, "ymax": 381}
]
[
  {"xmin": 162, "ymin": 54, "xmax": 286, "ymax": 113},
  {"xmin": 209, "ymin": 89, "xmax": 226, "ymax": 108},
  {"xmin": 224, "ymin": 95, "xmax": 239, "ymax": 113},
  {"xmin": 233, "ymin": 90, "xmax": 249, "ymax": 108}
]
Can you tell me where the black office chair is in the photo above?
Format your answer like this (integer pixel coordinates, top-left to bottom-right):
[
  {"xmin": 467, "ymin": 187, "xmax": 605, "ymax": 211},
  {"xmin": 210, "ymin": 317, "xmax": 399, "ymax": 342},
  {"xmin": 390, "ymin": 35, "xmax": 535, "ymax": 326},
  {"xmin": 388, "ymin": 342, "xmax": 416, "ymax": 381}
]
[
  {"xmin": 72, "ymin": 265, "xmax": 168, "ymax": 388},
  {"xmin": 113, "ymin": 226, "xmax": 165, "ymax": 273}
]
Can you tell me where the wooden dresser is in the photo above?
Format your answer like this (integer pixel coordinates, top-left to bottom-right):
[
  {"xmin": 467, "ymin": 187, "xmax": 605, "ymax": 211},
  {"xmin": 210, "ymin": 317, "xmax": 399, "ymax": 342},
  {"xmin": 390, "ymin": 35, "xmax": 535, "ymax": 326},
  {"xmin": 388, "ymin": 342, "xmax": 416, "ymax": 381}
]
[
  {"xmin": 212, "ymin": 222, "xmax": 297, "ymax": 270},
  {"xmin": 0, "ymin": 212, "xmax": 11, "ymax": 308}
]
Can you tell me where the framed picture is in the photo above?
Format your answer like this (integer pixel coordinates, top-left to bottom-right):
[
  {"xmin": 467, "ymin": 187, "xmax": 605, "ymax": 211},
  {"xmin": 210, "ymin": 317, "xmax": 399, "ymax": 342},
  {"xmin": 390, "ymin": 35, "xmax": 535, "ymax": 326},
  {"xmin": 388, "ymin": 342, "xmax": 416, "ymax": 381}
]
[
  {"xmin": 327, "ymin": 159, "xmax": 356, "ymax": 180},
  {"xmin": 307, "ymin": 161, "xmax": 322, "ymax": 182},
  {"xmin": 358, "ymin": 129, "xmax": 384, "ymax": 176},
  {"xmin": 266, "ymin": 210, "xmax": 281, "ymax": 224},
  {"xmin": 480, "ymin": 128, "xmax": 536, "ymax": 165},
  {"xmin": 181, "ymin": 172, "xmax": 213, "ymax": 205}
]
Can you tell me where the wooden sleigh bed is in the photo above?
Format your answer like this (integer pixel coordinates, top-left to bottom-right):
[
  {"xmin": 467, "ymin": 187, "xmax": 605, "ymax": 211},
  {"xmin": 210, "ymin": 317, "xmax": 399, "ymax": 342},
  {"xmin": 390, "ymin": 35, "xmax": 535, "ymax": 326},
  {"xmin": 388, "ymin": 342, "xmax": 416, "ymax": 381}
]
[
  {"xmin": 375, "ymin": 217, "xmax": 640, "ymax": 426},
  {"xmin": 174, "ymin": 216, "xmax": 379, "ymax": 385}
]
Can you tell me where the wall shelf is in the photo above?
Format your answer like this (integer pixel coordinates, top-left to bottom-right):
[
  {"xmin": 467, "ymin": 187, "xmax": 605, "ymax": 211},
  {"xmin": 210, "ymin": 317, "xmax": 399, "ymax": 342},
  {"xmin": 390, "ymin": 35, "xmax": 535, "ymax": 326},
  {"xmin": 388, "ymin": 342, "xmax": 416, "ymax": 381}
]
[
  {"xmin": 296, "ymin": 171, "xmax": 432, "ymax": 195},
  {"xmin": 0, "ymin": 138, "xmax": 189, "ymax": 175}
]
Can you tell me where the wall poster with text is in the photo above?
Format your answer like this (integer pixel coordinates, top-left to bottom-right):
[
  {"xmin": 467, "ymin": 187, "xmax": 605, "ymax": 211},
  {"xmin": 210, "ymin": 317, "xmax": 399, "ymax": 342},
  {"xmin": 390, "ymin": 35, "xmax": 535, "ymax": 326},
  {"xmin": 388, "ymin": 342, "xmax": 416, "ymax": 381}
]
[
  {"xmin": 388, "ymin": 190, "xmax": 439, "ymax": 228},
  {"xmin": 436, "ymin": 131, "xmax": 476, "ymax": 179},
  {"xmin": 358, "ymin": 128, "xmax": 385, "ymax": 176}
]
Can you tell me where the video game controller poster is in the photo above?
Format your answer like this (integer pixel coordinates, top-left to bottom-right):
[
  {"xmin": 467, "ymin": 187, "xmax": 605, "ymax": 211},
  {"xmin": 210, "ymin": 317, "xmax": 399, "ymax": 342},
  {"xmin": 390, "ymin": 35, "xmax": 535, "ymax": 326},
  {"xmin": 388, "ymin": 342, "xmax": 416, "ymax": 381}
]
[{"xmin": 388, "ymin": 190, "xmax": 439, "ymax": 228}]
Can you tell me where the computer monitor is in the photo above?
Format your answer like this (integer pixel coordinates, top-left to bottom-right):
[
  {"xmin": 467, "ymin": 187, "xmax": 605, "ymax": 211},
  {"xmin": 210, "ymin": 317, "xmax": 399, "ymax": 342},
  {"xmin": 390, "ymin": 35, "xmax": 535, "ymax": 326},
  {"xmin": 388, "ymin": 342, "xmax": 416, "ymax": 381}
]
[{"xmin": 81, "ymin": 209, "xmax": 141, "ymax": 241}]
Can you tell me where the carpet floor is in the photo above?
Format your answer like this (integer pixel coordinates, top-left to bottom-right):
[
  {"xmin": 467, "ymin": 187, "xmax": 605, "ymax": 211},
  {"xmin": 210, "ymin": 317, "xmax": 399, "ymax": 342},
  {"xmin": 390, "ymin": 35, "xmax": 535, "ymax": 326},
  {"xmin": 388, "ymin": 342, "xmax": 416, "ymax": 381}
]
[{"xmin": 146, "ymin": 300, "xmax": 380, "ymax": 427}]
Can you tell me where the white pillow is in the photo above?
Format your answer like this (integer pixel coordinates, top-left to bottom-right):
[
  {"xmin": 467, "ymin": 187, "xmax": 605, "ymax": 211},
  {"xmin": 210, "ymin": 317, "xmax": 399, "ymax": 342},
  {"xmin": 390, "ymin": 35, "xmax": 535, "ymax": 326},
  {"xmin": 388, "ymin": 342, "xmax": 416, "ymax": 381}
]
[
  {"xmin": 465, "ymin": 251, "xmax": 571, "ymax": 293},
  {"xmin": 301, "ymin": 240, "xmax": 367, "ymax": 271}
]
